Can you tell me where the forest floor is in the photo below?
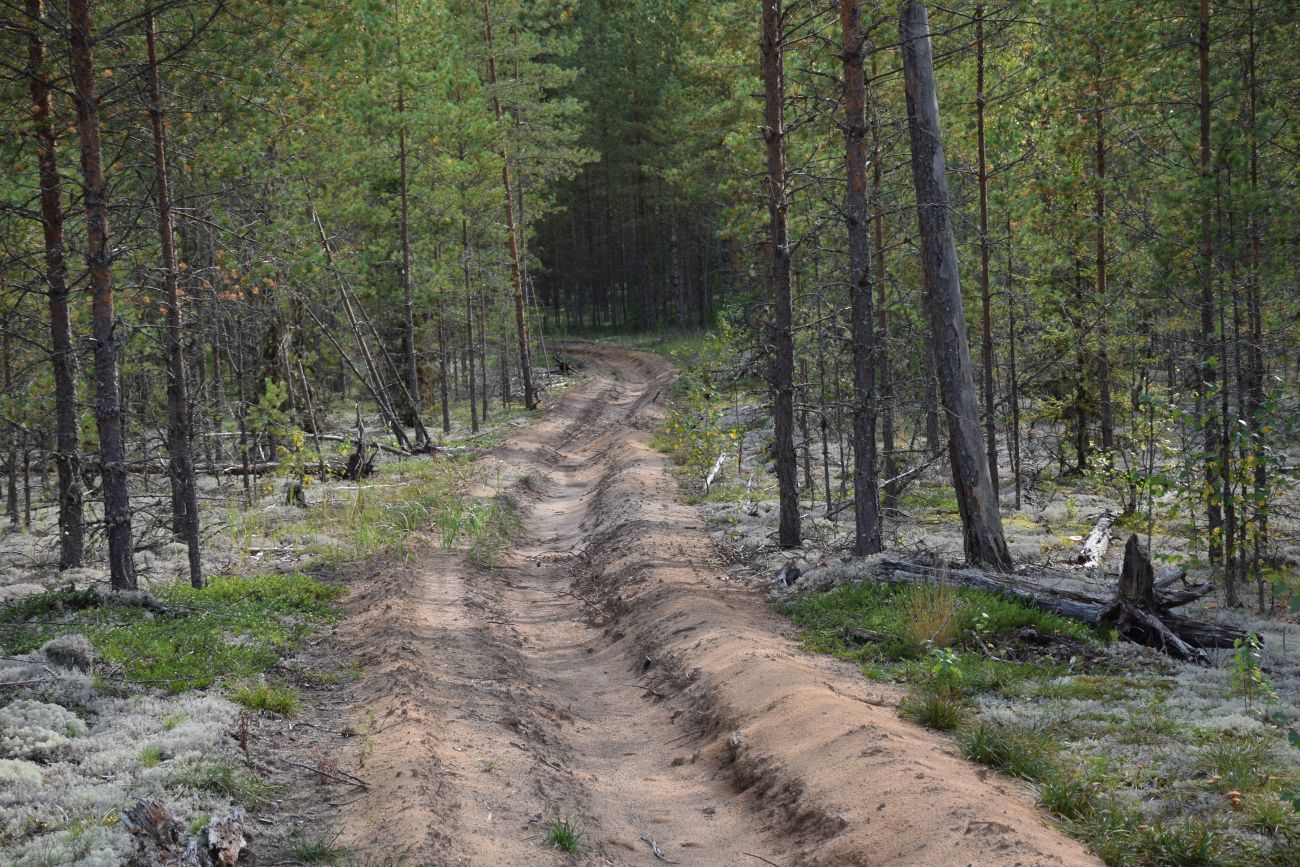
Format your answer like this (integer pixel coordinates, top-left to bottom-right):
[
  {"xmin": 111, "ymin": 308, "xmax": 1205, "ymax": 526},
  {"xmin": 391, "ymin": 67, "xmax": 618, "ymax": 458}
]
[{"xmin": 251, "ymin": 343, "xmax": 1099, "ymax": 866}]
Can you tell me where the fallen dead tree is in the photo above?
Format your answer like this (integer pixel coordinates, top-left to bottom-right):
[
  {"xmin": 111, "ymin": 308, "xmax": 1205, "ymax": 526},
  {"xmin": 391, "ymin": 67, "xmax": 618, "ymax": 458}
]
[
  {"xmin": 1076, "ymin": 510, "xmax": 1116, "ymax": 568},
  {"xmin": 875, "ymin": 534, "xmax": 1245, "ymax": 664}
]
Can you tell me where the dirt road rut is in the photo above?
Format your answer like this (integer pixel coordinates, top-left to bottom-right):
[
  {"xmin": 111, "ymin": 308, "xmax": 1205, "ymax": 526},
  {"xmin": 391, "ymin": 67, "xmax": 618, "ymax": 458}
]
[{"xmin": 332, "ymin": 344, "xmax": 1100, "ymax": 866}]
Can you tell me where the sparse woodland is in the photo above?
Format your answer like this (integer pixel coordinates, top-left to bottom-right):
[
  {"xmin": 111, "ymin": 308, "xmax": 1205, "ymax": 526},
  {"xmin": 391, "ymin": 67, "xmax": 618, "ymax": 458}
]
[{"xmin": 1, "ymin": 0, "xmax": 1299, "ymax": 865}]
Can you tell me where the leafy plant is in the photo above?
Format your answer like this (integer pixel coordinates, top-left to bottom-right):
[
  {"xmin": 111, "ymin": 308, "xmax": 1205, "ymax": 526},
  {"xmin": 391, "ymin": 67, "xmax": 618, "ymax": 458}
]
[{"xmin": 1228, "ymin": 634, "xmax": 1274, "ymax": 711}]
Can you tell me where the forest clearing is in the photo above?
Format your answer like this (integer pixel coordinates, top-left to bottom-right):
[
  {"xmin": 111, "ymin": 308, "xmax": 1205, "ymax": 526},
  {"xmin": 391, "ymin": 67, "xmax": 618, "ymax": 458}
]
[{"xmin": 1, "ymin": 0, "xmax": 1298, "ymax": 865}]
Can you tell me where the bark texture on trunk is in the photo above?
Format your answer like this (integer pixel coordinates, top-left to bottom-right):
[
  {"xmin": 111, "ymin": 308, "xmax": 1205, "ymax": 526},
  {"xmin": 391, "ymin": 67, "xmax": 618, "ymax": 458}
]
[
  {"xmin": 761, "ymin": 0, "xmax": 800, "ymax": 548},
  {"xmin": 27, "ymin": 0, "xmax": 85, "ymax": 569},
  {"xmin": 71, "ymin": 0, "xmax": 137, "ymax": 589},
  {"xmin": 146, "ymin": 13, "xmax": 202, "ymax": 588},
  {"xmin": 840, "ymin": 0, "xmax": 881, "ymax": 556},
  {"xmin": 899, "ymin": 0, "xmax": 1010, "ymax": 570}
]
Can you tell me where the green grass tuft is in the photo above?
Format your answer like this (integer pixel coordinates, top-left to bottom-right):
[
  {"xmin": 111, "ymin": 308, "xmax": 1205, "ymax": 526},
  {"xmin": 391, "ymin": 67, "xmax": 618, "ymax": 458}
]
[
  {"xmin": 228, "ymin": 681, "xmax": 302, "ymax": 715},
  {"xmin": 1196, "ymin": 736, "xmax": 1274, "ymax": 792},
  {"xmin": 899, "ymin": 688, "xmax": 967, "ymax": 731},
  {"xmin": 289, "ymin": 838, "xmax": 345, "ymax": 864},
  {"xmin": 538, "ymin": 816, "xmax": 586, "ymax": 854},
  {"xmin": 168, "ymin": 760, "xmax": 274, "ymax": 803},
  {"xmin": 959, "ymin": 721, "xmax": 1057, "ymax": 781}
]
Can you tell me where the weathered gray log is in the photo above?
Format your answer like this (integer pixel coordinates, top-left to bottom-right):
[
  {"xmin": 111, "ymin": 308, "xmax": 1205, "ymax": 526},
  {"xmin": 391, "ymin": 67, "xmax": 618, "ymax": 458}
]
[
  {"xmin": 1076, "ymin": 510, "xmax": 1116, "ymax": 567},
  {"xmin": 876, "ymin": 542, "xmax": 1244, "ymax": 663}
]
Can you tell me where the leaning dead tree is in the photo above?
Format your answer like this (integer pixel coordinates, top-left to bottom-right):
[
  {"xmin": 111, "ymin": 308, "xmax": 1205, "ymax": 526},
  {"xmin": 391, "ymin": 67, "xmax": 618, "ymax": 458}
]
[
  {"xmin": 877, "ymin": 534, "xmax": 1246, "ymax": 664},
  {"xmin": 898, "ymin": 0, "xmax": 1011, "ymax": 571}
]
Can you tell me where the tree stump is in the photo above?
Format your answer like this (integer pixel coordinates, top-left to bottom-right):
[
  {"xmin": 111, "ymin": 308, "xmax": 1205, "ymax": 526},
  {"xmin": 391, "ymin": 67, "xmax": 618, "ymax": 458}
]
[{"xmin": 1100, "ymin": 535, "xmax": 1211, "ymax": 665}]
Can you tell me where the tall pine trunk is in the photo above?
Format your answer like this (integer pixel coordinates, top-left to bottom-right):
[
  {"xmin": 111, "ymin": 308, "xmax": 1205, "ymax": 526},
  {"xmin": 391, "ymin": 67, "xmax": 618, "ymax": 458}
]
[
  {"xmin": 840, "ymin": 0, "xmax": 881, "ymax": 555},
  {"xmin": 146, "ymin": 13, "xmax": 202, "ymax": 588},
  {"xmin": 70, "ymin": 0, "xmax": 136, "ymax": 589},
  {"xmin": 761, "ymin": 0, "xmax": 800, "ymax": 548},
  {"xmin": 463, "ymin": 220, "xmax": 479, "ymax": 433},
  {"xmin": 974, "ymin": 5, "xmax": 999, "ymax": 492},
  {"xmin": 27, "ymin": 0, "xmax": 84, "ymax": 569},
  {"xmin": 899, "ymin": 0, "xmax": 1011, "ymax": 570},
  {"xmin": 397, "ymin": 78, "xmax": 422, "ymax": 430},
  {"xmin": 483, "ymin": 0, "xmax": 536, "ymax": 411},
  {"xmin": 1197, "ymin": 0, "xmax": 1224, "ymax": 573}
]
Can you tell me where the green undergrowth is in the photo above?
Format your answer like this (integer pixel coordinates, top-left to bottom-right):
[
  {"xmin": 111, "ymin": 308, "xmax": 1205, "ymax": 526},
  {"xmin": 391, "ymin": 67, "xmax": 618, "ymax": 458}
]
[
  {"xmin": 247, "ymin": 451, "xmax": 520, "ymax": 565},
  {"xmin": 782, "ymin": 579, "xmax": 1106, "ymax": 665},
  {"xmin": 781, "ymin": 580, "xmax": 1300, "ymax": 865},
  {"xmin": 0, "ymin": 573, "xmax": 344, "ymax": 692}
]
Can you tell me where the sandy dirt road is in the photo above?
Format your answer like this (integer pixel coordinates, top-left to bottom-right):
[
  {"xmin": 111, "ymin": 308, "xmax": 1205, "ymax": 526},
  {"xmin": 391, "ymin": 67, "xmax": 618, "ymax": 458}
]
[{"xmin": 329, "ymin": 343, "xmax": 1100, "ymax": 866}]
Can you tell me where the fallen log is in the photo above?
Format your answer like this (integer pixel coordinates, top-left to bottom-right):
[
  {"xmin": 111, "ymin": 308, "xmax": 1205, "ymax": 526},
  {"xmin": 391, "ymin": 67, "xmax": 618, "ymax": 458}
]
[
  {"xmin": 1076, "ymin": 510, "xmax": 1116, "ymax": 567},
  {"xmin": 702, "ymin": 449, "xmax": 730, "ymax": 494},
  {"xmin": 875, "ymin": 543, "xmax": 1245, "ymax": 663}
]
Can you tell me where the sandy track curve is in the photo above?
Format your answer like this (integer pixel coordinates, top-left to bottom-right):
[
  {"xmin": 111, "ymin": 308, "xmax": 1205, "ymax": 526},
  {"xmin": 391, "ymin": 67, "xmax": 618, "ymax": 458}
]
[{"xmin": 333, "ymin": 343, "xmax": 1100, "ymax": 866}]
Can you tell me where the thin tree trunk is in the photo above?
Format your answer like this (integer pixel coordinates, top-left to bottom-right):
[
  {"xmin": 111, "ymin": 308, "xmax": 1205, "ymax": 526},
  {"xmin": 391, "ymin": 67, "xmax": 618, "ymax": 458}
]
[
  {"xmin": 1006, "ymin": 216, "xmax": 1022, "ymax": 511},
  {"xmin": 438, "ymin": 316, "xmax": 451, "ymax": 433},
  {"xmin": 27, "ymin": 0, "xmax": 84, "ymax": 568},
  {"xmin": 478, "ymin": 292, "xmax": 490, "ymax": 420},
  {"xmin": 1243, "ymin": 0, "xmax": 1266, "ymax": 590},
  {"xmin": 483, "ymin": 0, "xmax": 536, "ymax": 411},
  {"xmin": 397, "ymin": 78, "xmax": 422, "ymax": 427},
  {"xmin": 463, "ymin": 221, "xmax": 479, "ymax": 433},
  {"xmin": 841, "ymin": 0, "xmax": 881, "ymax": 555},
  {"xmin": 298, "ymin": 360, "xmax": 327, "ymax": 479},
  {"xmin": 70, "ymin": 0, "xmax": 136, "ymax": 589},
  {"xmin": 762, "ymin": 0, "xmax": 800, "ymax": 548},
  {"xmin": 1197, "ymin": 0, "xmax": 1223, "ymax": 567},
  {"xmin": 306, "ymin": 196, "xmax": 412, "ymax": 449},
  {"xmin": 3, "ymin": 333, "xmax": 17, "ymax": 527},
  {"xmin": 1094, "ymin": 41, "xmax": 1114, "ymax": 455},
  {"xmin": 870, "ymin": 59, "xmax": 898, "ymax": 513},
  {"xmin": 975, "ymin": 4, "xmax": 999, "ymax": 492},
  {"xmin": 899, "ymin": 0, "xmax": 1010, "ymax": 570},
  {"xmin": 146, "ymin": 12, "xmax": 201, "ymax": 588}
]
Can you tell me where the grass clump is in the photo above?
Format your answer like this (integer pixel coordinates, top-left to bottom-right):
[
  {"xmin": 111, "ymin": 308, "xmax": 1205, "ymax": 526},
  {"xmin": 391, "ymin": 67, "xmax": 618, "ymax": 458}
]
[
  {"xmin": 1038, "ymin": 773, "xmax": 1100, "ymax": 821},
  {"xmin": 900, "ymin": 581, "xmax": 961, "ymax": 649},
  {"xmin": 538, "ymin": 816, "xmax": 586, "ymax": 855},
  {"xmin": 900, "ymin": 688, "xmax": 967, "ymax": 731},
  {"xmin": 0, "ymin": 573, "xmax": 344, "ymax": 692},
  {"xmin": 289, "ymin": 838, "xmax": 345, "ymax": 864},
  {"xmin": 138, "ymin": 745, "xmax": 164, "ymax": 768},
  {"xmin": 228, "ymin": 681, "xmax": 301, "ymax": 716},
  {"xmin": 1196, "ymin": 736, "xmax": 1275, "ymax": 792},
  {"xmin": 959, "ymin": 722, "xmax": 1057, "ymax": 781},
  {"xmin": 168, "ymin": 760, "xmax": 274, "ymax": 803}
]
